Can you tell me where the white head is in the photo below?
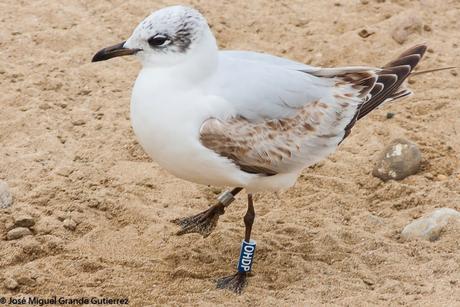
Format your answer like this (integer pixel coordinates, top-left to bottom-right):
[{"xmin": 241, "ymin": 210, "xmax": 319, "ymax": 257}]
[{"xmin": 92, "ymin": 6, "xmax": 217, "ymax": 68}]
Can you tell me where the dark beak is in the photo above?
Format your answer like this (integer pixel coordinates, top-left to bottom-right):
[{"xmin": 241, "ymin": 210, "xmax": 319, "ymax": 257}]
[{"xmin": 92, "ymin": 41, "xmax": 141, "ymax": 62}]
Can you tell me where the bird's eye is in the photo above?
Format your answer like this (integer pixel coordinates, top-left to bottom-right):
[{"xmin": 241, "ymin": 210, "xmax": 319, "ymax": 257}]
[{"xmin": 148, "ymin": 35, "xmax": 170, "ymax": 47}]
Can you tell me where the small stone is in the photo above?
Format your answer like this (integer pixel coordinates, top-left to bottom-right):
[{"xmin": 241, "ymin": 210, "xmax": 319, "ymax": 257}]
[
  {"xmin": 4, "ymin": 277, "xmax": 19, "ymax": 290},
  {"xmin": 423, "ymin": 24, "xmax": 432, "ymax": 32},
  {"xmin": 56, "ymin": 211, "xmax": 67, "ymax": 222},
  {"xmin": 386, "ymin": 112, "xmax": 395, "ymax": 119},
  {"xmin": 391, "ymin": 14, "xmax": 422, "ymax": 44},
  {"xmin": 294, "ymin": 19, "xmax": 309, "ymax": 27},
  {"xmin": 437, "ymin": 174, "xmax": 448, "ymax": 181},
  {"xmin": 0, "ymin": 180, "xmax": 13, "ymax": 209},
  {"xmin": 78, "ymin": 89, "xmax": 91, "ymax": 96},
  {"xmin": 362, "ymin": 277, "xmax": 375, "ymax": 286},
  {"xmin": 56, "ymin": 167, "xmax": 74, "ymax": 177},
  {"xmin": 7, "ymin": 227, "xmax": 33, "ymax": 240},
  {"xmin": 358, "ymin": 29, "xmax": 374, "ymax": 38},
  {"xmin": 13, "ymin": 214, "xmax": 35, "ymax": 228},
  {"xmin": 402, "ymin": 208, "xmax": 460, "ymax": 241},
  {"xmin": 16, "ymin": 276, "xmax": 36, "ymax": 287},
  {"xmin": 451, "ymin": 70, "xmax": 458, "ymax": 77},
  {"xmin": 373, "ymin": 139, "xmax": 422, "ymax": 181},
  {"xmin": 38, "ymin": 103, "xmax": 52, "ymax": 110},
  {"xmin": 72, "ymin": 119, "xmax": 86, "ymax": 126},
  {"xmin": 63, "ymin": 218, "xmax": 77, "ymax": 231}
]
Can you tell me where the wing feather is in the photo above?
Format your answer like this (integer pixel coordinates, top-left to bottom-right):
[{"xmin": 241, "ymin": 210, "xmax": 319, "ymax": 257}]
[
  {"xmin": 201, "ymin": 69, "xmax": 377, "ymax": 175},
  {"xmin": 200, "ymin": 45, "xmax": 426, "ymax": 175},
  {"xmin": 357, "ymin": 44, "xmax": 427, "ymax": 120}
]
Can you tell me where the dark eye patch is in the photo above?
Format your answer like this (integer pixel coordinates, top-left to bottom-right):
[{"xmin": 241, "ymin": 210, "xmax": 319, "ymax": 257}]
[{"xmin": 148, "ymin": 34, "xmax": 170, "ymax": 47}]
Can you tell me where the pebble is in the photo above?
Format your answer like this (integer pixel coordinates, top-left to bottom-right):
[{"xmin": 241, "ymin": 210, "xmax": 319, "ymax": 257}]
[
  {"xmin": 437, "ymin": 174, "xmax": 448, "ymax": 181},
  {"xmin": 402, "ymin": 208, "xmax": 460, "ymax": 241},
  {"xmin": 79, "ymin": 89, "xmax": 91, "ymax": 96},
  {"xmin": 358, "ymin": 29, "xmax": 375, "ymax": 38},
  {"xmin": 7, "ymin": 227, "xmax": 33, "ymax": 240},
  {"xmin": 63, "ymin": 218, "xmax": 77, "ymax": 231},
  {"xmin": 72, "ymin": 119, "xmax": 86, "ymax": 126},
  {"xmin": 386, "ymin": 112, "xmax": 395, "ymax": 119},
  {"xmin": 391, "ymin": 14, "xmax": 422, "ymax": 44},
  {"xmin": 55, "ymin": 167, "xmax": 74, "ymax": 177},
  {"xmin": 4, "ymin": 277, "xmax": 19, "ymax": 290},
  {"xmin": 13, "ymin": 214, "xmax": 35, "ymax": 228},
  {"xmin": 373, "ymin": 139, "xmax": 422, "ymax": 181},
  {"xmin": 0, "ymin": 180, "xmax": 13, "ymax": 209},
  {"xmin": 38, "ymin": 103, "xmax": 52, "ymax": 110}
]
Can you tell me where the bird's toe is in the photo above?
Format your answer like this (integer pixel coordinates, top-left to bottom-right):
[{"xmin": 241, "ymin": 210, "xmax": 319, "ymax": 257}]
[{"xmin": 216, "ymin": 272, "xmax": 247, "ymax": 294}]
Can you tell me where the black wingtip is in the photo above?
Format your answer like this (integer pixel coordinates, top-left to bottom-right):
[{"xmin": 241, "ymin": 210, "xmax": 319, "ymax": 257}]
[
  {"xmin": 384, "ymin": 44, "xmax": 427, "ymax": 70},
  {"xmin": 398, "ymin": 44, "xmax": 427, "ymax": 61}
]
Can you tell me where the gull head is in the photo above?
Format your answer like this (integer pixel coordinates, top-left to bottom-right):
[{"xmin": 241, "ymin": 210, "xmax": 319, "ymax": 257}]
[{"xmin": 92, "ymin": 6, "xmax": 216, "ymax": 67}]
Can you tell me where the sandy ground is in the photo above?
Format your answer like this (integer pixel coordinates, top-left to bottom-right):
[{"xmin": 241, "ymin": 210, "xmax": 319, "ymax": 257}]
[{"xmin": 1, "ymin": 0, "xmax": 460, "ymax": 305}]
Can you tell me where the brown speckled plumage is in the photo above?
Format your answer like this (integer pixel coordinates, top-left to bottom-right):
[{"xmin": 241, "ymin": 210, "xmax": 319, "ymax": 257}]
[{"xmin": 200, "ymin": 45, "xmax": 427, "ymax": 176}]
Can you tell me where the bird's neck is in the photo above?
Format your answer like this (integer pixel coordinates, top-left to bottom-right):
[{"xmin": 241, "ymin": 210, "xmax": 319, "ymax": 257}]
[{"xmin": 177, "ymin": 31, "xmax": 219, "ymax": 81}]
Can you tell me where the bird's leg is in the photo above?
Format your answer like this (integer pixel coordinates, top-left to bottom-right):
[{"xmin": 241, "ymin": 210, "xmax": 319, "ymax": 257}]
[
  {"xmin": 216, "ymin": 193, "xmax": 256, "ymax": 294},
  {"xmin": 171, "ymin": 187, "xmax": 243, "ymax": 237}
]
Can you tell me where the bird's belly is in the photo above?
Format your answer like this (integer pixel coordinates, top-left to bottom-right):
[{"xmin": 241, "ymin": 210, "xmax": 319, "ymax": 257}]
[{"xmin": 130, "ymin": 92, "xmax": 249, "ymax": 187}]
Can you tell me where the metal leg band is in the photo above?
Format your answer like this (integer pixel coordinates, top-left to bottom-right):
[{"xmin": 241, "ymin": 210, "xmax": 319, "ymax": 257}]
[{"xmin": 217, "ymin": 190, "xmax": 236, "ymax": 207}]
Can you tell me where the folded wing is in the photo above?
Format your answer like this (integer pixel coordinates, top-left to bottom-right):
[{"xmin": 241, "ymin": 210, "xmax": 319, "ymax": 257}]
[{"xmin": 200, "ymin": 45, "xmax": 426, "ymax": 175}]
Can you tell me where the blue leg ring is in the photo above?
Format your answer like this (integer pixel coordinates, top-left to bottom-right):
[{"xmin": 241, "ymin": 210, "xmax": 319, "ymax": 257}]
[{"xmin": 237, "ymin": 239, "xmax": 256, "ymax": 273}]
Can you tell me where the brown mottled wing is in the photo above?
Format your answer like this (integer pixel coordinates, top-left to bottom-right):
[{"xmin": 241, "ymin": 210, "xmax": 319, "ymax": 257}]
[
  {"xmin": 200, "ymin": 45, "xmax": 426, "ymax": 175},
  {"xmin": 200, "ymin": 71, "xmax": 377, "ymax": 175}
]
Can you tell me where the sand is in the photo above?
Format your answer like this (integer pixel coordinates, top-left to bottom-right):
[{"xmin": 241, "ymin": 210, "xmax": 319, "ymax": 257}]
[{"xmin": 1, "ymin": 0, "xmax": 459, "ymax": 305}]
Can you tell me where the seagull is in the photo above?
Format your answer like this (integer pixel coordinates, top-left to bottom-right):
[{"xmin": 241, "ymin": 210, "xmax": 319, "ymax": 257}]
[{"xmin": 93, "ymin": 5, "xmax": 430, "ymax": 293}]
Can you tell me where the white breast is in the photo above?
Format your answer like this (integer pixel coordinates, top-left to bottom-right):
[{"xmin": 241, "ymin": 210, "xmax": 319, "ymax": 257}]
[{"xmin": 129, "ymin": 68, "xmax": 252, "ymax": 187}]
